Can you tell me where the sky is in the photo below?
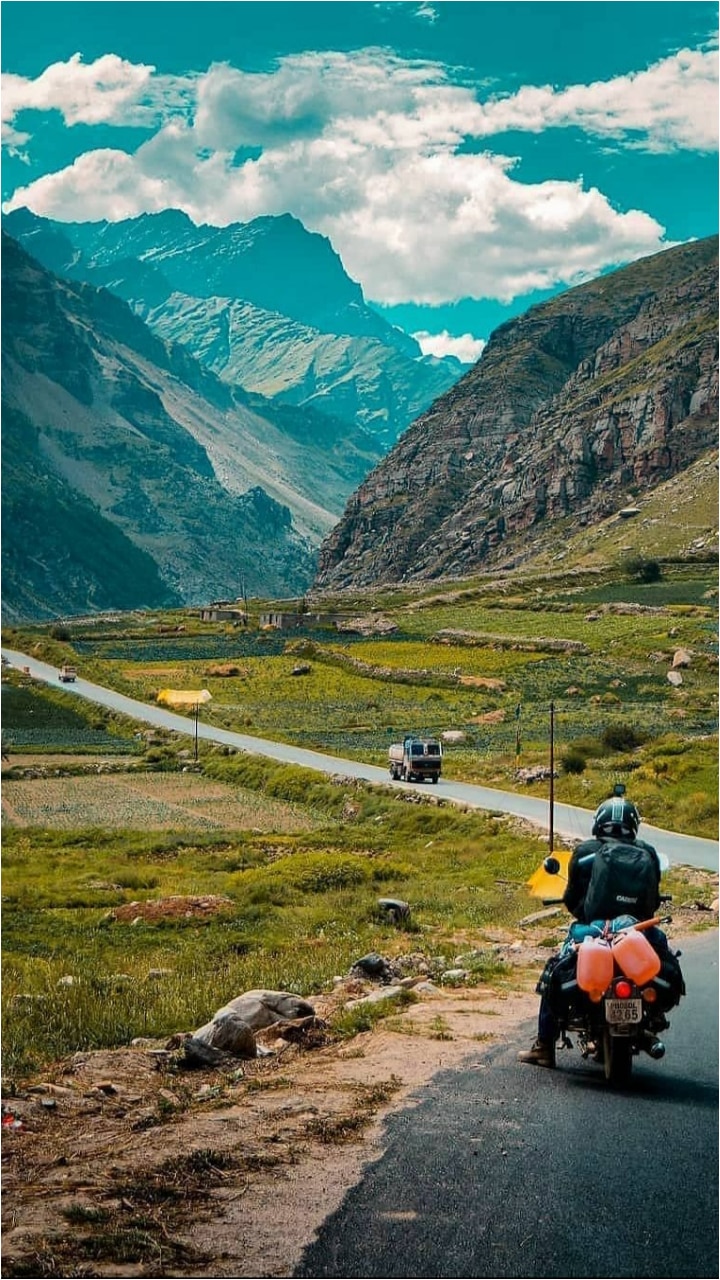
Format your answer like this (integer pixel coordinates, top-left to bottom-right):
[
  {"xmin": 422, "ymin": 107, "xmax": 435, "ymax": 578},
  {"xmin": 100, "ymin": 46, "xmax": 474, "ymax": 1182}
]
[{"xmin": 1, "ymin": 1, "xmax": 717, "ymax": 360}]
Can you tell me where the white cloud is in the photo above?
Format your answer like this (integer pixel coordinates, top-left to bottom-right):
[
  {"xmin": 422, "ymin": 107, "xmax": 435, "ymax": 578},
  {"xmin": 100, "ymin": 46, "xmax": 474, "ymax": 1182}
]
[
  {"xmin": 1, "ymin": 54, "xmax": 155, "ymax": 127},
  {"xmin": 0, "ymin": 52, "xmax": 194, "ymax": 131},
  {"xmin": 474, "ymin": 47, "xmax": 718, "ymax": 153},
  {"xmin": 413, "ymin": 330, "xmax": 486, "ymax": 363},
  {"xmin": 5, "ymin": 43, "xmax": 715, "ymax": 305}
]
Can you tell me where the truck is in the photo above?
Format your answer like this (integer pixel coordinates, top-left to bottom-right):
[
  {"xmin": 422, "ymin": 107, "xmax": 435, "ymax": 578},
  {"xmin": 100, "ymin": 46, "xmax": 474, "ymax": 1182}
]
[
  {"xmin": 388, "ymin": 735, "xmax": 443, "ymax": 784},
  {"xmin": 58, "ymin": 664, "xmax": 77, "ymax": 683}
]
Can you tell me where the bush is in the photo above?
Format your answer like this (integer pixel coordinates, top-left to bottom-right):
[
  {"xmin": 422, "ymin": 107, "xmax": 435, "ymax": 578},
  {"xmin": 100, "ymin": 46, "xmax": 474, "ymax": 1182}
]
[
  {"xmin": 561, "ymin": 748, "xmax": 587, "ymax": 775},
  {"xmin": 601, "ymin": 723, "xmax": 646, "ymax": 752},
  {"xmin": 621, "ymin": 556, "xmax": 662, "ymax": 583}
]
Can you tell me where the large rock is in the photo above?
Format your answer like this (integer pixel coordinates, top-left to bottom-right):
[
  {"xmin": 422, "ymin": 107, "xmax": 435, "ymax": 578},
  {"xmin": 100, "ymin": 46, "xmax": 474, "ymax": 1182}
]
[
  {"xmin": 213, "ymin": 989, "xmax": 315, "ymax": 1030},
  {"xmin": 672, "ymin": 648, "xmax": 692, "ymax": 668},
  {"xmin": 187, "ymin": 1011, "xmax": 257, "ymax": 1061}
]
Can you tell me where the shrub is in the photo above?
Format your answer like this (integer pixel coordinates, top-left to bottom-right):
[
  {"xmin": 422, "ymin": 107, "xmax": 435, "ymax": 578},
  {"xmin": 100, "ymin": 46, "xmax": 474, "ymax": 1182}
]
[
  {"xmin": 561, "ymin": 748, "xmax": 587, "ymax": 775},
  {"xmin": 330, "ymin": 989, "xmax": 415, "ymax": 1038},
  {"xmin": 621, "ymin": 556, "xmax": 662, "ymax": 583},
  {"xmin": 601, "ymin": 723, "xmax": 646, "ymax": 752}
]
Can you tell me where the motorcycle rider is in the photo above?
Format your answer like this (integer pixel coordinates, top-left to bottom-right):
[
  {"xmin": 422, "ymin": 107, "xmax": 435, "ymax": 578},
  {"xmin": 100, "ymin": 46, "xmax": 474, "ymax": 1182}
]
[{"xmin": 518, "ymin": 788, "xmax": 662, "ymax": 1068}]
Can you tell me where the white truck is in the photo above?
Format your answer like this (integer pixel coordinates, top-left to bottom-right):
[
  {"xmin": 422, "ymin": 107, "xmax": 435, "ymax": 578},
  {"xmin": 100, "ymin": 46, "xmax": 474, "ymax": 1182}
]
[
  {"xmin": 388, "ymin": 736, "xmax": 443, "ymax": 784},
  {"xmin": 58, "ymin": 664, "xmax": 77, "ymax": 683}
]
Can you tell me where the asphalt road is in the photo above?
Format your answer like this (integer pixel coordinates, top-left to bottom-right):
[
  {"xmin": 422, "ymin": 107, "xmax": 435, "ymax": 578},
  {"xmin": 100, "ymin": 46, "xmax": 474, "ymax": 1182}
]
[
  {"xmin": 3, "ymin": 647, "xmax": 718, "ymax": 872},
  {"xmin": 294, "ymin": 931, "xmax": 719, "ymax": 1280}
]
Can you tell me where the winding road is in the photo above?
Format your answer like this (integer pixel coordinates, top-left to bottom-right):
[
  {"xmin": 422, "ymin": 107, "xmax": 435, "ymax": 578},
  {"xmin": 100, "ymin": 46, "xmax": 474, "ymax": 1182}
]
[{"xmin": 2, "ymin": 647, "xmax": 717, "ymax": 872}]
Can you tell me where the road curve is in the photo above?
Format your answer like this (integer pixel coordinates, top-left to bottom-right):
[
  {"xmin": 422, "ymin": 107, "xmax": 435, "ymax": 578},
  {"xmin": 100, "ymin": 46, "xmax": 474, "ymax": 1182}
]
[{"xmin": 3, "ymin": 647, "xmax": 718, "ymax": 872}]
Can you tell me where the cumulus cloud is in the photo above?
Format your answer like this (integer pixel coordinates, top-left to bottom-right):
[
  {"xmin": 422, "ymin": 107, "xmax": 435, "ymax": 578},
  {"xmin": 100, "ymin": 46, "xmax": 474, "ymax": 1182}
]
[
  {"xmin": 1, "ymin": 53, "xmax": 155, "ymax": 127},
  {"xmin": 192, "ymin": 50, "xmax": 445, "ymax": 150},
  {"xmin": 5, "ymin": 42, "xmax": 715, "ymax": 304},
  {"xmin": 475, "ymin": 47, "xmax": 718, "ymax": 153},
  {"xmin": 0, "ymin": 52, "xmax": 193, "ymax": 131},
  {"xmin": 413, "ymin": 330, "xmax": 486, "ymax": 363}
]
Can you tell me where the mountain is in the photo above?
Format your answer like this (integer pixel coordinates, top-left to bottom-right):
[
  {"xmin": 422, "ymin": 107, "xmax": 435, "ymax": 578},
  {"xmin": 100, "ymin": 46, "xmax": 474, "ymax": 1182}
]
[
  {"xmin": 315, "ymin": 236, "xmax": 719, "ymax": 590},
  {"xmin": 3, "ymin": 208, "xmax": 464, "ymax": 446},
  {"xmin": 1, "ymin": 232, "xmax": 383, "ymax": 620}
]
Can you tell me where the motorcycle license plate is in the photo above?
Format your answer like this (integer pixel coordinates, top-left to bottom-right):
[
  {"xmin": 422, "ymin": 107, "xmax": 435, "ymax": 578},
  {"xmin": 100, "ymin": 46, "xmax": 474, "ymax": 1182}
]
[{"xmin": 604, "ymin": 998, "xmax": 642, "ymax": 1025}]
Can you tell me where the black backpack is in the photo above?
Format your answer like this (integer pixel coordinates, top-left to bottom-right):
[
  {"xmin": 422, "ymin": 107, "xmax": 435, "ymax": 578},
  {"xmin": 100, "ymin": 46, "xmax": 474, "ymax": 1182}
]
[{"xmin": 583, "ymin": 840, "xmax": 660, "ymax": 923}]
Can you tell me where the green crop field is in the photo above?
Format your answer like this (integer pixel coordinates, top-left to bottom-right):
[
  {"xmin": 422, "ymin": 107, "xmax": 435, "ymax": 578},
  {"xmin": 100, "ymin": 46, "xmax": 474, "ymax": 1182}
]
[
  {"xmin": 3, "ymin": 560, "xmax": 718, "ymax": 834},
  {"xmin": 1, "ymin": 682, "xmax": 142, "ymax": 753}
]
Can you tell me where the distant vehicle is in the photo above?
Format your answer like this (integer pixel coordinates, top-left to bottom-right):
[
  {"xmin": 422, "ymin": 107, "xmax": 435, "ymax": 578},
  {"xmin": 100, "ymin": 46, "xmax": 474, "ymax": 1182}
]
[
  {"xmin": 389, "ymin": 735, "xmax": 443, "ymax": 783},
  {"xmin": 58, "ymin": 664, "xmax": 77, "ymax": 683}
]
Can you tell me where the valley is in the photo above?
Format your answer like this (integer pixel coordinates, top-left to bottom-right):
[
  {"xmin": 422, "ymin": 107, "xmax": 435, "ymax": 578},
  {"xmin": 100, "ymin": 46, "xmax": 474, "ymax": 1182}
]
[{"xmin": 2, "ymin": 569, "xmax": 717, "ymax": 1276}]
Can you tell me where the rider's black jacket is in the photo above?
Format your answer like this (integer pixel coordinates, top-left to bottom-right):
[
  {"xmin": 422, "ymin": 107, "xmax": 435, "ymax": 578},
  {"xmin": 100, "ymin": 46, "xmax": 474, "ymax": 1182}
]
[{"xmin": 562, "ymin": 835, "xmax": 662, "ymax": 922}]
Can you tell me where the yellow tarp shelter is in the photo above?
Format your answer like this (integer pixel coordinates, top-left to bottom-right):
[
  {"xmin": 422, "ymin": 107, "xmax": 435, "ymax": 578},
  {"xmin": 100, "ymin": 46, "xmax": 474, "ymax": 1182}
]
[{"xmin": 156, "ymin": 689, "xmax": 212, "ymax": 708}]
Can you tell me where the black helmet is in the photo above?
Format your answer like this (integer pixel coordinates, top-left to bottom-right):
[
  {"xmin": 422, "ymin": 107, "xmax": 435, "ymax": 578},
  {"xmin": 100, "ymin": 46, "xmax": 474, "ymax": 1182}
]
[{"xmin": 592, "ymin": 796, "xmax": 640, "ymax": 840}]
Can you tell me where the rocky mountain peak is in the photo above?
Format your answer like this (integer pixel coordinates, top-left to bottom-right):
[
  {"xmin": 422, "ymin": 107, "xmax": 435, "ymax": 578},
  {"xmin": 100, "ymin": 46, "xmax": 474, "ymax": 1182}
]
[
  {"xmin": 3, "ymin": 206, "xmax": 458, "ymax": 443},
  {"xmin": 315, "ymin": 235, "xmax": 719, "ymax": 590}
]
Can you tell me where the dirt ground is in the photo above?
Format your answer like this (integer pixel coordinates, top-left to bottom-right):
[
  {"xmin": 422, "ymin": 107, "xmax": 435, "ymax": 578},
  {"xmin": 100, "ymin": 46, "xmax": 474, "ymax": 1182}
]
[{"xmin": 2, "ymin": 895, "xmax": 717, "ymax": 1280}]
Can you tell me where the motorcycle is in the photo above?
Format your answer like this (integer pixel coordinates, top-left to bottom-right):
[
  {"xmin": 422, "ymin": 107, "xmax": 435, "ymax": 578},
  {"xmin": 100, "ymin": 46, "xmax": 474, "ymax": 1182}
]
[{"xmin": 540, "ymin": 855, "xmax": 685, "ymax": 1087}]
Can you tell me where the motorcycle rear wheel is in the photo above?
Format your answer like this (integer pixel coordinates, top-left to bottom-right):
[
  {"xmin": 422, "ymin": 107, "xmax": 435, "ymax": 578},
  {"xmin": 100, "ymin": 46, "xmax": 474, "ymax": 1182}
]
[{"xmin": 602, "ymin": 1030, "xmax": 633, "ymax": 1087}]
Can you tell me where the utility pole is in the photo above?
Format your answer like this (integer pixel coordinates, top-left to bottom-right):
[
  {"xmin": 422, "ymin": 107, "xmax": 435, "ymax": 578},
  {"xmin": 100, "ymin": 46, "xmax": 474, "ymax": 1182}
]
[
  {"xmin": 549, "ymin": 701, "xmax": 555, "ymax": 852},
  {"xmin": 194, "ymin": 701, "xmax": 199, "ymax": 763}
]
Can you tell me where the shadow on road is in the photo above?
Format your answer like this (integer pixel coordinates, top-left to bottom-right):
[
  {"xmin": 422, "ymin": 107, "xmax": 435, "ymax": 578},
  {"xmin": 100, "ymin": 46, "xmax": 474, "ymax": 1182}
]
[{"xmin": 555, "ymin": 1062, "xmax": 718, "ymax": 1109}]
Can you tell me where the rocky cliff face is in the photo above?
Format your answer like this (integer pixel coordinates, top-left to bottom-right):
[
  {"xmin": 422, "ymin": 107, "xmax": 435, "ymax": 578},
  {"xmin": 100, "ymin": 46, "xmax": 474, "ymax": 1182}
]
[
  {"xmin": 315, "ymin": 237, "xmax": 719, "ymax": 589},
  {"xmin": 1, "ymin": 234, "xmax": 382, "ymax": 620},
  {"xmin": 4, "ymin": 208, "xmax": 463, "ymax": 446}
]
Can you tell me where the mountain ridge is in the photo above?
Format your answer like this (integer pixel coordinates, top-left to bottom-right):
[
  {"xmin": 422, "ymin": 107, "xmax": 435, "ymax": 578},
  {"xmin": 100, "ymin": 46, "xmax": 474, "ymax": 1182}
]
[
  {"xmin": 315, "ymin": 235, "xmax": 719, "ymax": 589},
  {"xmin": 1, "ymin": 232, "xmax": 384, "ymax": 618},
  {"xmin": 4, "ymin": 207, "xmax": 464, "ymax": 445}
]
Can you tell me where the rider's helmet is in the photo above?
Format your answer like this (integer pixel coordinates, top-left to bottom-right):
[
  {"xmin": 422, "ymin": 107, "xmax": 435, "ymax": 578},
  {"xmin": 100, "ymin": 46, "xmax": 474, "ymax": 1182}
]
[{"xmin": 592, "ymin": 795, "xmax": 640, "ymax": 840}]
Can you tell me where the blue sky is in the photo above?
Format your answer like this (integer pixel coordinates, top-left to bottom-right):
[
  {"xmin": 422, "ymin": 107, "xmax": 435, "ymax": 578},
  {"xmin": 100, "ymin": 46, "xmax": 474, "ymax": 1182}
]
[{"xmin": 2, "ymin": 1, "xmax": 717, "ymax": 360}]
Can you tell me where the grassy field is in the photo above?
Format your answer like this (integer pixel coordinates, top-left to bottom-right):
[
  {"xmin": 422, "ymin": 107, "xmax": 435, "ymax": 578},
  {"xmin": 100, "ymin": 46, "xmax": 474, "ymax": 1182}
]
[
  {"xmin": 1, "ymin": 768, "xmax": 326, "ymax": 831},
  {"xmin": 2, "ymin": 562, "xmax": 717, "ymax": 1081},
  {"xmin": 2, "ymin": 746, "xmax": 716, "ymax": 1082},
  {"xmin": 2, "ymin": 560, "xmax": 718, "ymax": 836},
  {"xmin": 1, "ymin": 763, "xmax": 547, "ymax": 1079}
]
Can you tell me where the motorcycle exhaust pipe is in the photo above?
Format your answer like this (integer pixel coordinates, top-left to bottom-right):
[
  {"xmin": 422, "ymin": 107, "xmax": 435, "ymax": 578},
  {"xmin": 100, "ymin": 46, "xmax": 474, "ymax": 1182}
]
[{"xmin": 641, "ymin": 1031, "xmax": 666, "ymax": 1059}]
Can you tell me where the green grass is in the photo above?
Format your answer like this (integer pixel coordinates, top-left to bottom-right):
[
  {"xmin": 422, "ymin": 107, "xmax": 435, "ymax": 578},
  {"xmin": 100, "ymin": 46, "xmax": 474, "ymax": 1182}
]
[
  {"xmin": 1, "ymin": 763, "xmax": 548, "ymax": 1078},
  {"xmin": 2, "ymin": 564, "xmax": 717, "ymax": 1079},
  {"xmin": 1, "ymin": 680, "xmax": 142, "ymax": 753},
  {"xmin": 3, "ymin": 564, "xmax": 717, "ymax": 829}
]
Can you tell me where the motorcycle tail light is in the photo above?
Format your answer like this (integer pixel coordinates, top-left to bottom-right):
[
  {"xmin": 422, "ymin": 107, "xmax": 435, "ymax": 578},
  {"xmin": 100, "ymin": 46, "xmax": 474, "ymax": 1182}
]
[
  {"xmin": 614, "ymin": 979, "xmax": 633, "ymax": 999},
  {"xmin": 641, "ymin": 986, "xmax": 658, "ymax": 1003}
]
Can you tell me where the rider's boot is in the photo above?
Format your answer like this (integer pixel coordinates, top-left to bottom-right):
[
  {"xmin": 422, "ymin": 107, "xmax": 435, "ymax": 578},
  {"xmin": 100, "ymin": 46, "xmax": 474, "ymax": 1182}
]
[{"xmin": 518, "ymin": 1038, "xmax": 556, "ymax": 1068}]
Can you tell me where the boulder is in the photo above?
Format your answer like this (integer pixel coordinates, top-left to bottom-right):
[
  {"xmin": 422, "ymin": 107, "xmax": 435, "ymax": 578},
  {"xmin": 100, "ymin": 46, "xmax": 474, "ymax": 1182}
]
[
  {"xmin": 351, "ymin": 953, "xmax": 394, "ymax": 983},
  {"xmin": 414, "ymin": 980, "xmax": 441, "ymax": 996},
  {"xmin": 440, "ymin": 968, "xmax": 469, "ymax": 985},
  {"xmin": 213, "ymin": 989, "xmax": 315, "ymax": 1030},
  {"xmin": 190, "ymin": 1010, "xmax": 257, "ymax": 1059},
  {"xmin": 671, "ymin": 648, "xmax": 692, "ymax": 668},
  {"xmin": 377, "ymin": 898, "xmax": 411, "ymax": 926}
]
